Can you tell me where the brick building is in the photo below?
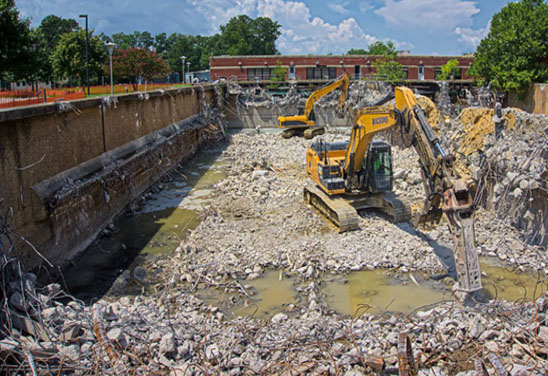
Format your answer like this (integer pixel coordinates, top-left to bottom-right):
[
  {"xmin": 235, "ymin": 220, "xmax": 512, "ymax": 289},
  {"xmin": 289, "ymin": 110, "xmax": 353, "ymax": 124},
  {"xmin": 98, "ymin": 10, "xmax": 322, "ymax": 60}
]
[{"xmin": 210, "ymin": 54, "xmax": 475, "ymax": 82}]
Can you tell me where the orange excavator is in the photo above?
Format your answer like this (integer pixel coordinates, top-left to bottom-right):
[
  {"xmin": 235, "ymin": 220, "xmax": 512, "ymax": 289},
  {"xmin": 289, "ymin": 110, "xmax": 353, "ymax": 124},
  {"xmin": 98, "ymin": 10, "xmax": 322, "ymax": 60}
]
[{"xmin": 304, "ymin": 86, "xmax": 482, "ymax": 293}]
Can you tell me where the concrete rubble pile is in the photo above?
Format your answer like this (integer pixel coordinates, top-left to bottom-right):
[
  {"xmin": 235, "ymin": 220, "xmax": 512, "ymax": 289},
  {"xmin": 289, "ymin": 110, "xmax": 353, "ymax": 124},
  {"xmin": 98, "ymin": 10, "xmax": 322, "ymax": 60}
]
[
  {"xmin": 1, "ymin": 94, "xmax": 547, "ymax": 375},
  {"xmin": 436, "ymin": 82, "xmax": 454, "ymax": 116},
  {"xmin": 2, "ymin": 151, "xmax": 548, "ymax": 375},
  {"xmin": 441, "ymin": 107, "xmax": 548, "ymax": 247},
  {"xmin": 230, "ymin": 81, "xmax": 391, "ymax": 128}
]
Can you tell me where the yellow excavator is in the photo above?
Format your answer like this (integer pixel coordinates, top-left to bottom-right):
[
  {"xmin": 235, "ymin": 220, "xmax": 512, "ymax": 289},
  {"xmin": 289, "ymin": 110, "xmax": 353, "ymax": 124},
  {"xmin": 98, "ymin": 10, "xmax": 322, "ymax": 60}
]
[
  {"xmin": 278, "ymin": 74, "xmax": 350, "ymax": 139},
  {"xmin": 304, "ymin": 86, "xmax": 482, "ymax": 292}
]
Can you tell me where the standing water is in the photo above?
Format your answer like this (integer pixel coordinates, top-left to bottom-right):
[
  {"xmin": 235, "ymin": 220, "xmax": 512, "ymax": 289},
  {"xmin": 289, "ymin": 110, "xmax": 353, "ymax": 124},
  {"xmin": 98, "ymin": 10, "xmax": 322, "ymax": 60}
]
[{"xmin": 63, "ymin": 149, "xmax": 231, "ymax": 301}]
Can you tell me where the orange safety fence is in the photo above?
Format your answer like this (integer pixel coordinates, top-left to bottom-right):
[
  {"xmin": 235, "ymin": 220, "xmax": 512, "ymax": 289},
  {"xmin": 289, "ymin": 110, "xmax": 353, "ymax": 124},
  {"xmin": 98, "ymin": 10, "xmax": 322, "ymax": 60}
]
[{"xmin": 0, "ymin": 90, "xmax": 85, "ymax": 109}]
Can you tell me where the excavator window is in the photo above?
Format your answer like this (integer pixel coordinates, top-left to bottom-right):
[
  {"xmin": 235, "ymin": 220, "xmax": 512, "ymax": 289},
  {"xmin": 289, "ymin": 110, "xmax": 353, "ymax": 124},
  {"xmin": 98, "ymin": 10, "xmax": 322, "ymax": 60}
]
[
  {"xmin": 367, "ymin": 141, "xmax": 393, "ymax": 192},
  {"xmin": 373, "ymin": 151, "xmax": 391, "ymax": 176}
]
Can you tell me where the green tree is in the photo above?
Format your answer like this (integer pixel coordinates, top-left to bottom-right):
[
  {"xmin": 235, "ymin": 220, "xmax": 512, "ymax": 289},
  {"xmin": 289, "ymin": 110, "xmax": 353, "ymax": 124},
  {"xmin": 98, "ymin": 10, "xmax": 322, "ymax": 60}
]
[
  {"xmin": 272, "ymin": 60, "xmax": 287, "ymax": 81},
  {"xmin": 469, "ymin": 0, "xmax": 548, "ymax": 94},
  {"xmin": 111, "ymin": 32, "xmax": 138, "ymax": 49},
  {"xmin": 346, "ymin": 48, "xmax": 367, "ymax": 55},
  {"xmin": 347, "ymin": 41, "xmax": 397, "ymax": 56},
  {"xmin": 51, "ymin": 29, "xmax": 107, "ymax": 86},
  {"xmin": 34, "ymin": 15, "xmax": 80, "ymax": 82},
  {"xmin": 366, "ymin": 41, "xmax": 397, "ymax": 56},
  {"xmin": 159, "ymin": 33, "xmax": 216, "ymax": 74},
  {"xmin": 373, "ymin": 53, "xmax": 405, "ymax": 84},
  {"xmin": 0, "ymin": 0, "xmax": 35, "ymax": 81},
  {"xmin": 438, "ymin": 59, "xmax": 460, "ymax": 80},
  {"xmin": 268, "ymin": 60, "xmax": 287, "ymax": 88},
  {"xmin": 111, "ymin": 48, "xmax": 169, "ymax": 90},
  {"xmin": 213, "ymin": 15, "xmax": 281, "ymax": 55}
]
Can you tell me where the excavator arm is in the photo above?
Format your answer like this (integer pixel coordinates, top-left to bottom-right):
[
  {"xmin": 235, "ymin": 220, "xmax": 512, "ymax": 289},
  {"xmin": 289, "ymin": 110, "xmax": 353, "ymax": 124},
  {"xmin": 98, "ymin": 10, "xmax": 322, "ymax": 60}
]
[
  {"xmin": 278, "ymin": 74, "xmax": 350, "ymax": 137},
  {"xmin": 302, "ymin": 73, "xmax": 349, "ymax": 118},
  {"xmin": 341, "ymin": 87, "xmax": 482, "ymax": 292}
]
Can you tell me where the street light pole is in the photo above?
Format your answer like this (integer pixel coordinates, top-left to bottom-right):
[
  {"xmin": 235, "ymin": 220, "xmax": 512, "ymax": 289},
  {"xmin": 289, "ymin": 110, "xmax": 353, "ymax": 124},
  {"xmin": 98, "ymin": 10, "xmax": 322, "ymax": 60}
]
[
  {"xmin": 187, "ymin": 62, "xmax": 191, "ymax": 82},
  {"xmin": 106, "ymin": 42, "xmax": 117, "ymax": 95},
  {"xmin": 79, "ymin": 14, "xmax": 90, "ymax": 95},
  {"xmin": 180, "ymin": 56, "xmax": 186, "ymax": 84}
]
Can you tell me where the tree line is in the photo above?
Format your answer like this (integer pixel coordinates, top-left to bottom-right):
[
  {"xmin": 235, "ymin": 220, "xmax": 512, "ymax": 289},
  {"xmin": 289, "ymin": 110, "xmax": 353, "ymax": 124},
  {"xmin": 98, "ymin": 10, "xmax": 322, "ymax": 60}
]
[
  {"xmin": 1, "ymin": 0, "xmax": 546, "ymax": 94},
  {"xmin": 0, "ymin": 0, "xmax": 281, "ymax": 88}
]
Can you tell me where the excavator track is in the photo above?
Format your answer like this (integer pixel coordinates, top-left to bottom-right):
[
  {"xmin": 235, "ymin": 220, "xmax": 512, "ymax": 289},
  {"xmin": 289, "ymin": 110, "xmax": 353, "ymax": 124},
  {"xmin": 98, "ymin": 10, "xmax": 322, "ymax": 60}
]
[
  {"xmin": 281, "ymin": 128, "xmax": 305, "ymax": 139},
  {"xmin": 304, "ymin": 184, "xmax": 360, "ymax": 232},
  {"xmin": 303, "ymin": 127, "xmax": 325, "ymax": 139},
  {"xmin": 379, "ymin": 191, "xmax": 413, "ymax": 223}
]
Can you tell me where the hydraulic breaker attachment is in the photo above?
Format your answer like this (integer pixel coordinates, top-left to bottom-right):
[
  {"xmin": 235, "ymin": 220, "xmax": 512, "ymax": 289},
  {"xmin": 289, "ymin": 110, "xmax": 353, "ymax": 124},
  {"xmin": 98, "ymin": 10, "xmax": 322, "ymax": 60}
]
[{"xmin": 442, "ymin": 180, "xmax": 482, "ymax": 292}]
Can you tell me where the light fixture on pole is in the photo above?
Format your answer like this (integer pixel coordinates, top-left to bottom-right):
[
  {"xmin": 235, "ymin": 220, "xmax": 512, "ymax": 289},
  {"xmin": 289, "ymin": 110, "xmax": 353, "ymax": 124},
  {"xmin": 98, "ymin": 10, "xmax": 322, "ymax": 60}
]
[
  {"xmin": 106, "ymin": 42, "xmax": 117, "ymax": 95},
  {"xmin": 181, "ymin": 56, "xmax": 186, "ymax": 84},
  {"xmin": 79, "ymin": 14, "xmax": 90, "ymax": 95}
]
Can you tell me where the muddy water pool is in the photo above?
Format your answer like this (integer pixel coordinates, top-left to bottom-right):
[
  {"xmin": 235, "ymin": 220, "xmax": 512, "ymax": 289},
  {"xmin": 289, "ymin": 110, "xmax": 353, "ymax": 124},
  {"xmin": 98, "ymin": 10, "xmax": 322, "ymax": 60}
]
[{"xmin": 63, "ymin": 150, "xmax": 231, "ymax": 300}]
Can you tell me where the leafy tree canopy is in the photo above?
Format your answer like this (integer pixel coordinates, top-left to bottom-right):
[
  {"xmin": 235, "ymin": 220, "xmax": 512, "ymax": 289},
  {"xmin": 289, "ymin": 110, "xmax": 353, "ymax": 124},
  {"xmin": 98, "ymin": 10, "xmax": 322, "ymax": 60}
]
[
  {"xmin": 347, "ymin": 41, "xmax": 397, "ymax": 56},
  {"xmin": 34, "ymin": 15, "xmax": 80, "ymax": 81},
  {"xmin": 51, "ymin": 29, "xmax": 107, "ymax": 85},
  {"xmin": 0, "ymin": 0, "xmax": 34, "ymax": 81},
  {"xmin": 438, "ymin": 59, "xmax": 460, "ymax": 81},
  {"xmin": 469, "ymin": 0, "xmax": 548, "ymax": 94},
  {"xmin": 111, "ymin": 48, "xmax": 169, "ymax": 90},
  {"xmin": 373, "ymin": 52, "xmax": 405, "ymax": 84},
  {"xmin": 272, "ymin": 59, "xmax": 287, "ymax": 81},
  {"xmin": 109, "ymin": 31, "xmax": 155, "ymax": 50},
  {"xmin": 347, "ymin": 48, "xmax": 367, "ymax": 55},
  {"xmin": 213, "ymin": 15, "xmax": 281, "ymax": 56}
]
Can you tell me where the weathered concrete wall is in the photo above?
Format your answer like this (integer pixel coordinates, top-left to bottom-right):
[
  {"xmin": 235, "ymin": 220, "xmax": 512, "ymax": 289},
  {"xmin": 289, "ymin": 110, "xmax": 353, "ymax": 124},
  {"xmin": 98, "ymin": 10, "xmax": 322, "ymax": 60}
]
[
  {"xmin": 0, "ymin": 85, "xmax": 221, "ymax": 268},
  {"xmin": 224, "ymin": 94, "xmax": 349, "ymax": 129},
  {"xmin": 508, "ymin": 84, "xmax": 548, "ymax": 115}
]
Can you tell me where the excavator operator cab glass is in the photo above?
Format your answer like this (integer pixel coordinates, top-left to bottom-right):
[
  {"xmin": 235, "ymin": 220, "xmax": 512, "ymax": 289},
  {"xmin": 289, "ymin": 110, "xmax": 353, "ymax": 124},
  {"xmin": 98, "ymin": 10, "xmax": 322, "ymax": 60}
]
[{"xmin": 368, "ymin": 141, "xmax": 393, "ymax": 192}]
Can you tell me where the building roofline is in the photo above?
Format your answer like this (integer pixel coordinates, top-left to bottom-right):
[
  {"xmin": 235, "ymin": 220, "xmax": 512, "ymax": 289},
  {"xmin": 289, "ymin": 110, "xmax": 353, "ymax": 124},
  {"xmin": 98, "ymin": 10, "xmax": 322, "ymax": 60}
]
[{"xmin": 210, "ymin": 54, "xmax": 474, "ymax": 59}]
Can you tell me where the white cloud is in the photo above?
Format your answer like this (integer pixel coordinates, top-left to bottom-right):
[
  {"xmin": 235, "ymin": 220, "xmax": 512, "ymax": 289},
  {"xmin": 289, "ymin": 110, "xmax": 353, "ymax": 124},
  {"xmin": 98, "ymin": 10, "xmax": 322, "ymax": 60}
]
[
  {"xmin": 375, "ymin": 0, "xmax": 480, "ymax": 31},
  {"xmin": 358, "ymin": 1, "xmax": 374, "ymax": 14},
  {"xmin": 455, "ymin": 21, "xmax": 490, "ymax": 48},
  {"xmin": 327, "ymin": 1, "xmax": 349, "ymax": 15},
  {"xmin": 189, "ymin": 0, "xmax": 260, "ymax": 33},
  {"xmin": 188, "ymin": 0, "xmax": 415, "ymax": 54},
  {"xmin": 18, "ymin": 0, "xmax": 415, "ymax": 55},
  {"xmin": 258, "ymin": 0, "xmax": 378, "ymax": 54}
]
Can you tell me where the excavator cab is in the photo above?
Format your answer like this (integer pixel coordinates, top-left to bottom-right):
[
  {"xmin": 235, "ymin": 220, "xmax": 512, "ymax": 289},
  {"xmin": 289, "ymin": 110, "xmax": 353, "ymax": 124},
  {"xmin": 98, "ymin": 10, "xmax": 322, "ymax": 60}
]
[
  {"xmin": 297, "ymin": 106, "xmax": 316, "ymax": 122},
  {"xmin": 364, "ymin": 140, "xmax": 393, "ymax": 193}
]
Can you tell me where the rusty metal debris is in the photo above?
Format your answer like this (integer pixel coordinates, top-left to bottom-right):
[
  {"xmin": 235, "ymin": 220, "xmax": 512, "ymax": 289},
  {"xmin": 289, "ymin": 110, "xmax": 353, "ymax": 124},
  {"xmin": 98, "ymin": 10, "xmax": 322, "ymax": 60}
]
[
  {"xmin": 92, "ymin": 303, "xmax": 129, "ymax": 376},
  {"xmin": 474, "ymin": 353, "xmax": 508, "ymax": 376},
  {"xmin": 398, "ymin": 332, "xmax": 418, "ymax": 376}
]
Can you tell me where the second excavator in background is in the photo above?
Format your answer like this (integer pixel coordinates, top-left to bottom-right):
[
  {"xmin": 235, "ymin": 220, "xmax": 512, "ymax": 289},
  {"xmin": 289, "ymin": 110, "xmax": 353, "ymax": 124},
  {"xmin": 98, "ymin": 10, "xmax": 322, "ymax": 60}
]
[
  {"xmin": 304, "ymin": 86, "xmax": 482, "ymax": 293},
  {"xmin": 278, "ymin": 74, "xmax": 349, "ymax": 139}
]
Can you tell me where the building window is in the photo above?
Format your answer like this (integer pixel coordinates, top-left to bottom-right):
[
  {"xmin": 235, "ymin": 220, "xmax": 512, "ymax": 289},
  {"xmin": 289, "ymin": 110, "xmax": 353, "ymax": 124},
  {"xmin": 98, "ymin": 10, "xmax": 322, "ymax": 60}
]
[
  {"xmin": 306, "ymin": 67, "xmax": 337, "ymax": 80},
  {"xmin": 247, "ymin": 68, "xmax": 273, "ymax": 80},
  {"xmin": 434, "ymin": 67, "xmax": 442, "ymax": 79},
  {"xmin": 402, "ymin": 67, "xmax": 408, "ymax": 79},
  {"xmin": 354, "ymin": 65, "xmax": 361, "ymax": 80}
]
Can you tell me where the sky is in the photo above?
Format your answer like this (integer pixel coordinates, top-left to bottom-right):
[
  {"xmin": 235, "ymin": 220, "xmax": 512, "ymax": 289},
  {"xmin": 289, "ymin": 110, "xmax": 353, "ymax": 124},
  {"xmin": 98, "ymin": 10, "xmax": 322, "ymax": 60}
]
[{"xmin": 16, "ymin": 0, "xmax": 510, "ymax": 55}]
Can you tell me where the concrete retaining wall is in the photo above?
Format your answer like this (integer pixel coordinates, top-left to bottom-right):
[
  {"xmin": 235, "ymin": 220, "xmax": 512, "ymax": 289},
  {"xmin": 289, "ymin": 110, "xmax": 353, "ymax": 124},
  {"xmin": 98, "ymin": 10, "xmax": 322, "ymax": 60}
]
[
  {"xmin": 508, "ymin": 83, "xmax": 548, "ymax": 115},
  {"xmin": 0, "ymin": 85, "xmax": 221, "ymax": 268},
  {"xmin": 224, "ymin": 95, "xmax": 349, "ymax": 129}
]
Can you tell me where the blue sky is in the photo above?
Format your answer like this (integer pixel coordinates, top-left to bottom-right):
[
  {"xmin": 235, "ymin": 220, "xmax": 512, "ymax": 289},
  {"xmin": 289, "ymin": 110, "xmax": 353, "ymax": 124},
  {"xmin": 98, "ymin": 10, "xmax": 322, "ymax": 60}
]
[{"xmin": 17, "ymin": 0, "xmax": 510, "ymax": 55}]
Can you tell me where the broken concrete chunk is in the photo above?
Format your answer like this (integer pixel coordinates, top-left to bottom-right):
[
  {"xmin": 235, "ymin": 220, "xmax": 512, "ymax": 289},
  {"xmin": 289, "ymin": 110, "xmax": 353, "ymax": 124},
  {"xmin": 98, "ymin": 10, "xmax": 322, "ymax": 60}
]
[{"xmin": 252, "ymin": 170, "xmax": 269, "ymax": 180}]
